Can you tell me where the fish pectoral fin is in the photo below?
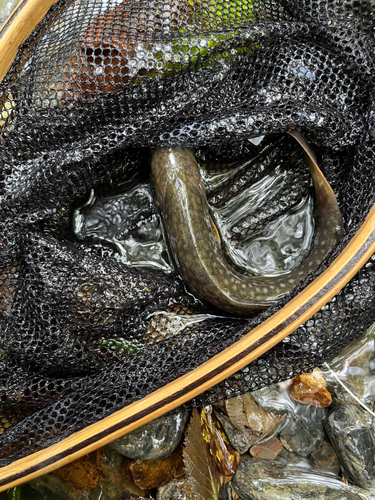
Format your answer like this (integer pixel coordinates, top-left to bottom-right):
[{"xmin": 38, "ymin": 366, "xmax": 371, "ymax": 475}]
[{"xmin": 209, "ymin": 215, "xmax": 221, "ymax": 244}]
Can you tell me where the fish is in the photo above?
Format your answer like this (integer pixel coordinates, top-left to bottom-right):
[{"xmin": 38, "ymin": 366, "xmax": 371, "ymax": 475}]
[{"xmin": 151, "ymin": 132, "xmax": 343, "ymax": 315}]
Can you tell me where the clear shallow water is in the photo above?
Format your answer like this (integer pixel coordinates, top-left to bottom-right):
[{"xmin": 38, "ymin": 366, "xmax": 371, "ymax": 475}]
[
  {"xmin": 207, "ymin": 164, "xmax": 315, "ymax": 277},
  {"xmin": 73, "ymin": 182, "xmax": 174, "ymax": 274},
  {"xmin": 0, "ymin": 0, "xmax": 18, "ymax": 27},
  {"xmin": 73, "ymin": 151, "xmax": 314, "ymax": 279},
  {"xmin": 229, "ymin": 195, "xmax": 314, "ymax": 276}
]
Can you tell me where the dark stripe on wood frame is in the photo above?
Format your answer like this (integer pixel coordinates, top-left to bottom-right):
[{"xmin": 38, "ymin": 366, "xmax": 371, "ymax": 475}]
[{"xmin": 1, "ymin": 225, "xmax": 374, "ymax": 488}]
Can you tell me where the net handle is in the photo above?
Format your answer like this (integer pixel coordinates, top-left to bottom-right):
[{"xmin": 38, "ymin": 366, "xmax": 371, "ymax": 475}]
[{"xmin": 0, "ymin": 0, "xmax": 375, "ymax": 490}]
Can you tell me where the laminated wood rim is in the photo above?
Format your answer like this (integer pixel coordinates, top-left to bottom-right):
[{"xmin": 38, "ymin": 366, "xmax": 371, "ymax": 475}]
[
  {"xmin": 0, "ymin": 0, "xmax": 375, "ymax": 491},
  {"xmin": 0, "ymin": 0, "xmax": 59, "ymax": 83}
]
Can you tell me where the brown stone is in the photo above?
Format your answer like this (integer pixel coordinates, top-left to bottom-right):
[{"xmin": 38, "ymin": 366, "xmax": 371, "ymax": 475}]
[
  {"xmin": 53, "ymin": 449, "xmax": 103, "ymax": 490},
  {"xmin": 289, "ymin": 368, "xmax": 332, "ymax": 408},
  {"xmin": 126, "ymin": 442, "xmax": 184, "ymax": 490},
  {"xmin": 249, "ymin": 437, "xmax": 283, "ymax": 460},
  {"xmin": 121, "ymin": 457, "xmax": 135, "ymax": 483},
  {"xmin": 221, "ymin": 393, "xmax": 286, "ymax": 454},
  {"xmin": 101, "ymin": 447, "xmax": 147, "ymax": 498}
]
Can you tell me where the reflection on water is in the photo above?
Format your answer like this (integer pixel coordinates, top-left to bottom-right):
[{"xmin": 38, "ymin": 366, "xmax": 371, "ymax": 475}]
[
  {"xmin": 74, "ymin": 149, "xmax": 314, "ymax": 280},
  {"xmin": 0, "ymin": 0, "xmax": 19, "ymax": 27},
  {"xmin": 210, "ymin": 165, "xmax": 315, "ymax": 276},
  {"xmin": 233, "ymin": 195, "xmax": 314, "ymax": 276},
  {"xmin": 73, "ymin": 182, "xmax": 174, "ymax": 274}
]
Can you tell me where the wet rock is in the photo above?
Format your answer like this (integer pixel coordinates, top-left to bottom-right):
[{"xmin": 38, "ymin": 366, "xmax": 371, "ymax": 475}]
[
  {"xmin": 215, "ymin": 411, "xmax": 253, "ymax": 454},
  {"xmin": 323, "ymin": 324, "xmax": 375, "ymax": 405},
  {"xmin": 279, "ymin": 405, "xmax": 326, "ymax": 457},
  {"xmin": 310, "ymin": 441, "xmax": 341, "ymax": 476},
  {"xmin": 251, "ymin": 381, "xmax": 296, "ymax": 414},
  {"xmin": 53, "ymin": 449, "xmax": 103, "ymax": 490},
  {"xmin": 250, "ymin": 437, "xmax": 283, "ymax": 459},
  {"xmin": 28, "ymin": 447, "xmax": 147, "ymax": 500},
  {"xmin": 277, "ymin": 446, "xmax": 310, "ymax": 466},
  {"xmin": 233, "ymin": 458, "xmax": 369, "ymax": 500},
  {"xmin": 20, "ymin": 484, "xmax": 62, "ymax": 500},
  {"xmin": 109, "ymin": 410, "xmax": 190, "ymax": 460},
  {"xmin": 289, "ymin": 368, "xmax": 332, "ymax": 408},
  {"xmin": 91, "ymin": 446, "xmax": 147, "ymax": 499},
  {"xmin": 28, "ymin": 474, "xmax": 77, "ymax": 500},
  {"xmin": 157, "ymin": 479, "xmax": 193, "ymax": 500},
  {"xmin": 215, "ymin": 394, "xmax": 285, "ymax": 454},
  {"xmin": 126, "ymin": 443, "xmax": 184, "ymax": 489},
  {"xmin": 324, "ymin": 402, "xmax": 375, "ymax": 489},
  {"xmin": 218, "ymin": 482, "xmax": 238, "ymax": 500}
]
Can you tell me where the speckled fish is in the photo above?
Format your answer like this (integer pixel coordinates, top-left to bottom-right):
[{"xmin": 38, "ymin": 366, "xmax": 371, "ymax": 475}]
[{"xmin": 151, "ymin": 132, "xmax": 343, "ymax": 316}]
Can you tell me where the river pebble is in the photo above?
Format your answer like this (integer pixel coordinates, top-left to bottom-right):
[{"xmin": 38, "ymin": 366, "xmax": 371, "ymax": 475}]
[
  {"xmin": 27, "ymin": 447, "xmax": 147, "ymax": 499},
  {"xmin": 289, "ymin": 368, "xmax": 332, "ymax": 408},
  {"xmin": 108, "ymin": 410, "xmax": 190, "ymax": 460},
  {"xmin": 279, "ymin": 405, "xmax": 326, "ymax": 457},
  {"xmin": 310, "ymin": 440, "xmax": 341, "ymax": 476},
  {"xmin": 250, "ymin": 436, "xmax": 283, "ymax": 459},
  {"xmin": 20, "ymin": 324, "xmax": 375, "ymax": 500},
  {"xmin": 232, "ymin": 457, "xmax": 370, "ymax": 500},
  {"xmin": 157, "ymin": 478, "xmax": 193, "ymax": 500},
  {"xmin": 277, "ymin": 446, "xmax": 310, "ymax": 466},
  {"xmin": 215, "ymin": 393, "xmax": 285, "ymax": 454},
  {"xmin": 215, "ymin": 411, "xmax": 254, "ymax": 454},
  {"xmin": 324, "ymin": 401, "xmax": 375, "ymax": 489},
  {"xmin": 323, "ymin": 323, "xmax": 375, "ymax": 405}
]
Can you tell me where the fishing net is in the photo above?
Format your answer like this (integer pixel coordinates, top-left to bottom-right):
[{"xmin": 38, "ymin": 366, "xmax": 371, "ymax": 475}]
[{"xmin": 0, "ymin": 0, "xmax": 374, "ymax": 464}]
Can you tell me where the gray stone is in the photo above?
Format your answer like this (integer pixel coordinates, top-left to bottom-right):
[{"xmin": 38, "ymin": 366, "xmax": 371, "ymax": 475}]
[
  {"xmin": 250, "ymin": 436, "xmax": 283, "ymax": 459},
  {"xmin": 310, "ymin": 441, "xmax": 341, "ymax": 476},
  {"xmin": 324, "ymin": 402, "xmax": 375, "ymax": 490},
  {"xmin": 279, "ymin": 405, "xmax": 326, "ymax": 457},
  {"xmin": 157, "ymin": 478, "xmax": 234, "ymax": 500},
  {"xmin": 108, "ymin": 410, "xmax": 189, "ymax": 460},
  {"xmin": 157, "ymin": 479, "xmax": 193, "ymax": 500},
  {"xmin": 233, "ymin": 458, "xmax": 369, "ymax": 500},
  {"xmin": 277, "ymin": 446, "xmax": 310, "ymax": 466},
  {"xmin": 324, "ymin": 324, "xmax": 375, "ymax": 405},
  {"xmin": 90, "ymin": 446, "xmax": 147, "ymax": 499},
  {"xmin": 215, "ymin": 411, "xmax": 253, "ymax": 454}
]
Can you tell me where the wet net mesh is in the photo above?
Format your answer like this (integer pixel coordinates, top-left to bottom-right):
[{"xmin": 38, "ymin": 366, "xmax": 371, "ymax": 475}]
[{"xmin": 0, "ymin": 0, "xmax": 374, "ymax": 464}]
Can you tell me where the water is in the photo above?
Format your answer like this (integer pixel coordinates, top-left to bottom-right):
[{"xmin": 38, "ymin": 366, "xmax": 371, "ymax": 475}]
[
  {"xmin": 0, "ymin": 0, "xmax": 18, "ymax": 27},
  {"xmin": 73, "ymin": 182, "xmax": 174, "ymax": 274},
  {"xmin": 73, "ymin": 149, "xmax": 314, "ymax": 280},
  {"xmin": 210, "ymin": 167, "xmax": 315, "ymax": 276}
]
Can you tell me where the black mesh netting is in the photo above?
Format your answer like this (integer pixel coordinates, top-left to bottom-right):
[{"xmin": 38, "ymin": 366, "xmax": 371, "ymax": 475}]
[{"xmin": 0, "ymin": 0, "xmax": 374, "ymax": 464}]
